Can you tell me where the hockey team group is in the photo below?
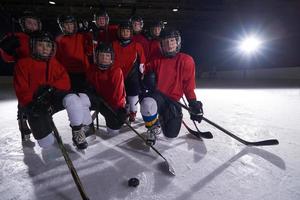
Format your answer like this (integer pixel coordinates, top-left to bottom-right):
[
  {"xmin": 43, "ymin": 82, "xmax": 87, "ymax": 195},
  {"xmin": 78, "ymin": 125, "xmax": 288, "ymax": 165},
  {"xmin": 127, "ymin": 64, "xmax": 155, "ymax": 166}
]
[{"xmin": 0, "ymin": 10, "xmax": 204, "ymax": 151}]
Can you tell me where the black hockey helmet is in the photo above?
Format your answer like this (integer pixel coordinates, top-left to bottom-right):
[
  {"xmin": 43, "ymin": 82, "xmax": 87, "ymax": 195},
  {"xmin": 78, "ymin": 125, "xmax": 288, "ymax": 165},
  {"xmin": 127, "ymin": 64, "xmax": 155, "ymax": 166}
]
[
  {"xmin": 30, "ymin": 31, "xmax": 56, "ymax": 61},
  {"xmin": 160, "ymin": 29, "xmax": 181, "ymax": 57},
  {"xmin": 57, "ymin": 14, "xmax": 78, "ymax": 35},
  {"xmin": 19, "ymin": 10, "xmax": 42, "ymax": 34},
  {"xmin": 94, "ymin": 10, "xmax": 109, "ymax": 28},
  {"xmin": 95, "ymin": 42, "xmax": 114, "ymax": 70},
  {"xmin": 129, "ymin": 15, "xmax": 144, "ymax": 33},
  {"xmin": 129, "ymin": 15, "xmax": 144, "ymax": 28},
  {"xmin": 149, "ymin": 20, "xmax": 164, "ymax": 38},
  {"xmin": 117, "ymin": 21, "xmax": 133, "ymax": 46}
]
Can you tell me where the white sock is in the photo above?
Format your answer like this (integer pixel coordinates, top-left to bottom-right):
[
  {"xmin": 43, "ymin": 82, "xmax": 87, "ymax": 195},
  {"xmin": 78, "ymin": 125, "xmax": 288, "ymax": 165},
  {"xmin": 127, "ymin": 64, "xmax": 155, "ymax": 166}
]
[
  {"xmin": 106, "ymin": 127, "xmax": 120, "ymax": 135},
  {"xmin": 37, "ymin": 132, "xmax": 55, "ymax": 148},
  {"xmin": 78, "ymin": 93, "xmax": 93, "ymax": 125},
  {"xmin": 63, "ymin": 94, "xmax": 84, "ymax": 126},
  {"xmin": 128, "ymin": 95, "xmax": 138, "ymax": 112}
]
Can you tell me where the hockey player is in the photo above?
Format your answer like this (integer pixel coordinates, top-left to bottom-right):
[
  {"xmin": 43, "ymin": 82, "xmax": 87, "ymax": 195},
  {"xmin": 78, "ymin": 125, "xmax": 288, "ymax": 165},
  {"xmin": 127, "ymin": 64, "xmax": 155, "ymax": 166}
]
[
  {"xmin": 13, "ymin": 32, "xmax": 92, "ymax": 150},
  {"xmin": 0, "ymin": 11, "xmax": 42, "ymax": 141},
  {"xmin": 86, "ymin": 42, "xmax": 127, "ymax": 135},
  {"xmin": 92, "ymin": 10, "xmax": 118, "ymax": 44},
  {"xmin": 56, "ymin": 14, "xmax": 92, "ymax": 93},
  {"xmin": 140, "ymin": 29, "xmax": 203, "ymax": 145},
  {"xmin": 130, "ymin": 16, "xmax": 150, "ymax": 61},
  {"xmin": 56, "ymin": 14, "xmax": 95, "ymax": 143},
  {"xmin": 112, "ymin": 21, "xmax": 146, "ymax": 122},
  {"xmin": 147, "ymin": 20, "xmax": 164, "ymax": 61}
]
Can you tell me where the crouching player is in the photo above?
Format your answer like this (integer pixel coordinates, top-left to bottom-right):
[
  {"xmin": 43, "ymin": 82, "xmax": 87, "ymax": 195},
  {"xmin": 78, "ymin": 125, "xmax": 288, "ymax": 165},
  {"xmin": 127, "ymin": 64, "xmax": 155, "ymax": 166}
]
[
  {"xmin": 140, "ymin": 29, "xmax": 203, "ymax": 145},
  {"xmin": 14, "ymin": 32, "xmax": 93, "ymax": 150},
  {"xmin": 86, "ymin": 42, "xmax": 127, "ymax": 135}
]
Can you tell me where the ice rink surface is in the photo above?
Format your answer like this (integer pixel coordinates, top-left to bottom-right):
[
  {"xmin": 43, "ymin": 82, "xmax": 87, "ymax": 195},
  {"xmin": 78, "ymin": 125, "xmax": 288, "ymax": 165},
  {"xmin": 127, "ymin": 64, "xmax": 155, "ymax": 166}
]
[{"xmin": 1, "ymin": 79, "xmax": 300, "ymax": 200}]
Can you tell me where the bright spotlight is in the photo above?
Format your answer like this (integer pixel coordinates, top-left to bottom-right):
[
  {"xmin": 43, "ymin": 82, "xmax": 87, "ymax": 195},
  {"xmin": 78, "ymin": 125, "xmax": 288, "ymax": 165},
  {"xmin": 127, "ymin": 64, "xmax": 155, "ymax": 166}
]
[{"xmin": 239, "ymin": 36, "xmax": 262, "ymax": 54}]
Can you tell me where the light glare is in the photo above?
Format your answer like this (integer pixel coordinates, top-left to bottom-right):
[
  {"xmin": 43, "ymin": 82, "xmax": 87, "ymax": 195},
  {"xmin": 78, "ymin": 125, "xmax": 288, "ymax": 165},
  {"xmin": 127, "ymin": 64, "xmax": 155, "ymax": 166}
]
[{"xmin": 239, "ymin": 36, "xmax": 262, "ymax": 54}]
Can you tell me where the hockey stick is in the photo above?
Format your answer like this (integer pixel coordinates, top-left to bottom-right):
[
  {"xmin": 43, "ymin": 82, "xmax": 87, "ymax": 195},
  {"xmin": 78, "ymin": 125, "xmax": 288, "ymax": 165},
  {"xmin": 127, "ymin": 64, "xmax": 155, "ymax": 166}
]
[
  {"xmin": 182, "ymin": 120, "xmax": 211, "ymax": 139},
  {"xmin": 96, "ymin": 96, "xmax": 175, "ymax": 176},
  {"xmin": 91, "ymin": 110, "xmax": 99, "ymax": 130},
  {"xmin": 181, "ymin": 98, "xmax": 213, "ymax": 139},
  {"xmin": 176, "ymin": 101, "xmax": 279, "ymax": 146},
  {"xmin": 35, "ymin": 88, "xmax": 89, "ymax": 199},
  {"xmin": 50, "ymin": 119, "xmax": 90, "ymax": 200},
  {"xmin": 154, "ymin": 90, "xmax": 212, "ymax": 139}
]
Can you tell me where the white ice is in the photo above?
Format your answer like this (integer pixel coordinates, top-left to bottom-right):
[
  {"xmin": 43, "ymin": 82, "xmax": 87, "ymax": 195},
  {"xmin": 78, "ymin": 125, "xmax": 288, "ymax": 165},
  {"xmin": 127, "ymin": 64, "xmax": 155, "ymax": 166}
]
[{"xmin": 1, "ymin": 79, "xmax": 300, "ymax": 200}]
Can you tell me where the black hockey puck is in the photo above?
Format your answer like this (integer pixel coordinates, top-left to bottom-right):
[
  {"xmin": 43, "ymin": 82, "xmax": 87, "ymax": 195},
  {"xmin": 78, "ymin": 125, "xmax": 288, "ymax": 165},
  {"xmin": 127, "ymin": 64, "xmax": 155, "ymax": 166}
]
[{"xmin": 128, "ymin": 177, "xmax": 139, "ymax": 187}]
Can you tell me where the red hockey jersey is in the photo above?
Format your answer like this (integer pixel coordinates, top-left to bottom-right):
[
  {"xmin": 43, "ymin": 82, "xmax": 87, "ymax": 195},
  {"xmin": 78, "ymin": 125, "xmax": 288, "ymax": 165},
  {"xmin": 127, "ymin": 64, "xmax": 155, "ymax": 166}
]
[
  {"xmin": 94, "ymin": 25, "xmax": 118, "ymax": 44},
  {"xmin": 132, "ymin": 33, "xmax": 149, "ymax": 60},
  {"xmin": 14, "ymin": 57, "xmax": 70, "ymax": 106},
  {"xmin": 112, "ymin": 41, "xmax": 146, "ymax": 79},
  {"xmin": 86, "ymin": 63, "xmax": 126, "ymax": 110},
  {"xmin": 56, "ymin": 33, "xmax": 91, "ymax": 73},
  {"xmin": 145, "ymin": 53, "xmax": 197, "ymax": 101},
  {"xmin": 148, "ymin": 39, "xmax": 162, "ymax": 62}
]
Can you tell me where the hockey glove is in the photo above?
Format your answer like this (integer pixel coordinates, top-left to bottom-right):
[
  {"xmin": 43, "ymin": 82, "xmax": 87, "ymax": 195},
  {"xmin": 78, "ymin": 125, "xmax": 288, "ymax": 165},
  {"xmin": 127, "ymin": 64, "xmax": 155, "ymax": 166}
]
[
  {"xmin": 30, "ymin": 85, "xmax": 55, "ymax": 115},
  {"xmin": 188, "ymin": 99, "xmax": 203, "ymax": 123},
  {"xmin": 0, "ymin": 35, "xmax": 20, "ymax": 55},
  {"xmin": 34, "ymin": 85, "xmax": 55, "ymax": 101},
  {"xmin": 142, "ymin": 71, "xmax": 156, "ymax": 92}
]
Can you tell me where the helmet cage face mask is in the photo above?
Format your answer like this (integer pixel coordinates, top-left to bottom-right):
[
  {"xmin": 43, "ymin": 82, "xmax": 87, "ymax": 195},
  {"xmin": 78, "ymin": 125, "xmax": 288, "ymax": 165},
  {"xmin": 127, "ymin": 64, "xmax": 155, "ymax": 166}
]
[
  {"xmin": 19, "ymin": 15, "xmax": 42, "ymax": 34},
  {"xmin": 160, "ymin": 30, "xmax": 181, "ymax": 57},
  {"xmin": 95, "ymin": 43, "xmax": 114, "ymax": 70},
  {"xmin": 57, "ymin": 16, "xmax": 78, "ymax": 35},
  {"xmin": 130, "ymin": 16, "xmax": 144, "ymax": 33},
  {"xmin": 117, "ymin": 22, "xmax": 133, "ymax": 46},
  {"xmin": 94, "ymin": 12, "xmax": 109, "ymax": 28},
  {"xmin": 30, "ymin": 34, "xmax": 56, "ymax": 61},
  {"xmin": 150, "ymin": 23, "xmax": 164, "ymax": 39}
]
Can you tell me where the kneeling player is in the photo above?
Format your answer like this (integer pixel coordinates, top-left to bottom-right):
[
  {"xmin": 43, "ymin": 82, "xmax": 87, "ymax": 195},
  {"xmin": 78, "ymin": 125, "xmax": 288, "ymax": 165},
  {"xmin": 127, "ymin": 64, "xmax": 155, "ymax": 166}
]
[
  {"xmin": 140, "ymin": 29, "xmax": 203, "ymax": 145},
  {"xmin": 14, "ymin": 32, "xmax": 92, "ymax": 150}
]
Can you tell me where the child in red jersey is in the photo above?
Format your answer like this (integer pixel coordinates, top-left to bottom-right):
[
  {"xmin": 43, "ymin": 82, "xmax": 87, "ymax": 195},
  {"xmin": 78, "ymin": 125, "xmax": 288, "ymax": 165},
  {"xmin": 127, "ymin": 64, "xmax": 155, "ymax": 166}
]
[
  {"xmin": 92, "ymin": 10, "xmax": 118, "ymax": 44},
  {"xmin": 14, "ymin": 32, "xmax": 92, "ymax": 150},
  {"xmin": 0, "ymin": 11, "xmax": 42, "ymax": 141},
  {"xmin": 112, "ymin": 21, "xmax": 146, "ymax": 122},
  {"xmin": 130, "ymin": 16, "xmax": 150, "ymax": 61},
  {"xmin": 56, "ymin": 14, "xmax": 92, "ymax": 93},
  {"xmin": 140, "ymin": 29, "xmax": 203, "ymax": 146},
  {"xmin": 146, "ymin": 20, "xmax": 164, "ymax": 61},
  {"xmin": 86, "ymin": 42, "xmax": 127, "ymax": 135}
]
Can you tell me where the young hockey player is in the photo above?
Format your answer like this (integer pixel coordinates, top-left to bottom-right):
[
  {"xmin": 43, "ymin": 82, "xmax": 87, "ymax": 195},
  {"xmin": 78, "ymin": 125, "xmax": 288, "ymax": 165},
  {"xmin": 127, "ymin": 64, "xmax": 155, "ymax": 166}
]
[
  {"xmin": 14, "ymin": 32, "xmax": 92, "ymax": 150},
  {"xmin": 140, "ymin": 29, "xmax": 203, "ymax": 145},
  {"xmin": 56, "ymin": 14, "xmax": 92, "ymax": 93},
  {"xmin": 86, "ymin": 42, "xmax": 127, "ymax": 135},
  {"xmin": 130, "ymin": 16, "xmax": 149, "ymax": 60},
  {"xmin": 92, "ymin": 10, "xmax": 118, "ymax": 44},
  {"xmin": 147, "ymin": 20, "xmax": 164, "ymax": 61},
  {"xmin": 0, "ymin": 11, "xmax": 42, "ymax": 141},
  {"xmin": 112, "ymin": 21, "xmax": 146, "ymax": 122}
]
